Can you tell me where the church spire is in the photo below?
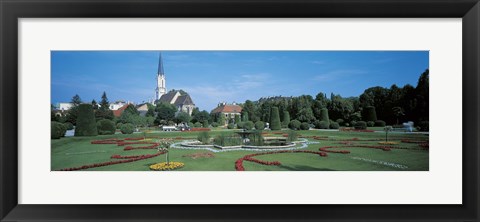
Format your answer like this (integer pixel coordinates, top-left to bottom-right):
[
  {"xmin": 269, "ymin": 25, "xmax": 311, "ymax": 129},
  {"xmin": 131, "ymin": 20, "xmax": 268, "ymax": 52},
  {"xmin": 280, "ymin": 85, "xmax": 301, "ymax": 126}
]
[{"xmin": 158, "ymin": 52, "xmax": 164, "ymax": 75}]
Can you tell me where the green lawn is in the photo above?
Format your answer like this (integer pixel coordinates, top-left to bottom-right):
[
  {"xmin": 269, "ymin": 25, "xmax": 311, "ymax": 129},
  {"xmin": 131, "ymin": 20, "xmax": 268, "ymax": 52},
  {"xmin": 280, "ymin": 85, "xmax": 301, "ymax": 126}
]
[{"xmin": 51, "ymin": 129, "xmax": 429, "ymax": 171}]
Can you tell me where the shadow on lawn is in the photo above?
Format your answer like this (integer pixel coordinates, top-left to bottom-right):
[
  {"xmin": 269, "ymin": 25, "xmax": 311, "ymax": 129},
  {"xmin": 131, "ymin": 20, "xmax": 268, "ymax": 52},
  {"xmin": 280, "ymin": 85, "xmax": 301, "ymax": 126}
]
[{"xmin": 276, "ymin": 165, "xmax": 337, "ymax": 171}]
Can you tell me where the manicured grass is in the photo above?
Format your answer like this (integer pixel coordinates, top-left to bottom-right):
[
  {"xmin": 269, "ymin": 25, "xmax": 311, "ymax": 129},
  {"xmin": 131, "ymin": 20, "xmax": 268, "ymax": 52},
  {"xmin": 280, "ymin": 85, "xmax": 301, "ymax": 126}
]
[{"xmin": 51, "ymin": 129, "xmax": 429, "ymax": 171}]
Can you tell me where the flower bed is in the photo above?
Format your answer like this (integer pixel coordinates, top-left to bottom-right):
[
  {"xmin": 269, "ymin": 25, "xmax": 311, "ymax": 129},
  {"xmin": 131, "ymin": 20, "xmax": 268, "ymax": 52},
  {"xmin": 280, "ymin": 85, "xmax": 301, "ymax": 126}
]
[
  {"xmin": 150, "ymin": 162, "xmax": 185, "ymax": 171},
  {"xmin": 182, "ymin": 152, "xmax": 215, "ymax": 159},
  {"xmin": 185, "ymin": 128, "xmax": 211, "ymax": 132},
  {"xmin": 235, "ymin": 150, "xmax": 327, "ymax": 171},
  {"xmin": 59, "ymin": 151, "xmax": 165, "ymax": 171},
  {"xmin": 317, "ymin": 144, "xmax": 425, "ymax": 154}
]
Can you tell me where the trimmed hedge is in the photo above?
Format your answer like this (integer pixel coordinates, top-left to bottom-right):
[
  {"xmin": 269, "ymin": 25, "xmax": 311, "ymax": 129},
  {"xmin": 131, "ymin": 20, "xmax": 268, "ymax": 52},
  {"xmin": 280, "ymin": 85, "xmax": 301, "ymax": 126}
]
[
  {"xmin": 300, "ymin": 122, "xmax": 310, "ymax": 130},
  {"xmin": 367, "ymin": 121, "xmax": 375, "ymax": 127},
  {"xmin": 375, "ymin": 120, "xmax": 386, "ymax": 127},
  {"xmin": 120, "ymin": 123, "xmax": 135, "ymax": 134},
  {"xmin": 74, "ymin": 104, "xmax": 98, "ymax": 136},
  {"xmin": 243, "ymin": 121, "xmax": 254, "ymax": 130},
  {"xmin": 236, "ymin": 122, "xmax": 244, "ymax": 129},
  {"xmin": 269, "ymin": 107, "xmax": 281, "ymax": 130},
  {"xmin": 288, "ymin": 120, "xmax": 301, "ymax": 130},
  {"xmin": 314, "ymin": 120, "xmax": 329, "ymax": 129},
  {"xmin": 97, "ymin": 119, "xmax": 116, "ymax": 135},
  {"xmin": 227, "ymin": 123, "xmax": 235, "ymax": 129},
  {"xmin": 354, "ymin": 121, "xmax": 367, "ymax": 130},
  {"xmin": 282, "ymin": 111, "xmax": 291, "ymax": 128},
  {"xmin": 51, "ymin": 121, "xmax": 66, "ymax": 139},
  {"xmin": 116, "ymin": 122, "xmax": 123, "ymax": 129},
  {"xmin": 336, "ymin": 119, "xmax": 344, "ymax": 126},
  {"xmin": 320, "ymin": 108, "xmax": 330, "ymax": 123},
  {"xmin": 330, "ymin": 122, "xmax": 340, "ymax": 129},
  {"xmin": 255, "ymin": 121, "xmax": 265, "ymax": 130}
]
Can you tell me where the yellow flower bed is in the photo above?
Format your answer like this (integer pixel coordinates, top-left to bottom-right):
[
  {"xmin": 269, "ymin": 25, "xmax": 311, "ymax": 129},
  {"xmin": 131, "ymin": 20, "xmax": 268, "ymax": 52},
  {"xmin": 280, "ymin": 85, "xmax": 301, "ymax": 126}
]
[
  {"xmin": 378, "ymin": 141, "xmax": 398, "ymax": 145},
  {"xmin": 149, "ymin": 162, "xmax": 185, "ymax": 171}
]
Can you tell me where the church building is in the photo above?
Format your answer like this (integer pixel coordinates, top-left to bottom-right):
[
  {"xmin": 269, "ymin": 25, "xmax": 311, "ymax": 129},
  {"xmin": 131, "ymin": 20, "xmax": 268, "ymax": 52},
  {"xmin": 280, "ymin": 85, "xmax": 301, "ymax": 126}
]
[{"xmin": 154, "ymin": 53, "xmax": 196, "ymax": 115}]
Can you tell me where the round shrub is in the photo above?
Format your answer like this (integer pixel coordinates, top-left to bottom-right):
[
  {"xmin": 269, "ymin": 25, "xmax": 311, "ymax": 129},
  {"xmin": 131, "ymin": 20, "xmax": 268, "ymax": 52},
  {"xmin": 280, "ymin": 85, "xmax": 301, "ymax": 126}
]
[
  {"xmin": 194, "ymin": 122, "xmax": 202, "ymax": 127},
  {"xmin": 211, "ymin": 122, "xmax": 219, "ymax": 127},
  {"xmin": 202, "ymin": 120, "xmax": 209, "ymax": 128},
  {"xmin": 227, "ymin": 123, "xmax": 235, "ymax": 129},
  {"xmin": 116, "ymin": 122, "xmax": 123, "ymax": 129},
  {"xmin": 300, "ymin": 122, "xmax": 310, "ymax": 130},
  {"xmin": 236, "ymin": 122, "xmax": 244, "ymax": 129},
  {"xmin": 288, "ymin": 120, "xmax": 301, "ymax": 130},
  {"xmin": 375, "ymin": 120, "xmax": 386, "ymax": 127},
  {"xmin": 345, "ymin": 123, "xmax": 350, "ymax": 127},
  {"xmin": 336, "ymin": 119, "xmax": 344, "ymax": 126},
  {"xmin": 363, "ymin": 106, "xmax": 377, "ymax": 122},
  {"xmin": 51, "ymin": 121, "xmax": 66, "ymax": 139},
  {"xmin": 97, "ymin": 119, "xmax": 116, "ymax": 135},
  {"xmin": 120, "ymin": 123, "xmax": 134, "ymax": 134},
  {"xmin": 63, "ymin": 122, "xmax": 74, "ymax": 130},
  {"xmin": 314, "ymin": 120, "xmax": 329, "ymax": 129},
  {"xmin": 367, "ymin": 121, "xmax": 375, "ymax": 127},
  {"xmin": 255, "ymin": 121, "xmax": 265, "ymax": 130},
  {"xmin": 74, "ymin": 104, "xmax": 98, "ymax": 136},
  {"xmin": 243, "ymin": 121, "xmax": 254, "ymax": 130},
  {"xmin": 330, "ymin": 122, "xmax": 340, "ymax": 129},
  {"xmin": 350, "ymin": 120, "xmax": 357, "ymax": 127},
  {"xmin": 354, "ymin": 121, "xmax": 367, "ymax": 130},
  {"xmin": 418, "ymin": 121, "xmax": 429, "ymax": 132}
]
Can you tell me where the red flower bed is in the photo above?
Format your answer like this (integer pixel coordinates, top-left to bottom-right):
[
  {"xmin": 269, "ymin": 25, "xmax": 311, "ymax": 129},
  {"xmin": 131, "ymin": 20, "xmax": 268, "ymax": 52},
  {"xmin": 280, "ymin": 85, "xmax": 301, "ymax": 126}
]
[
  {"xmin": 401, "ymin": 139, "xmax": 429, "ymax": 144},
  {"xmin": 125, "ymin": 137, "xmax": 144, "ymax": 141},
  {"xmin": 111, "ymin": 153, "xmax": 162, "ymax": 159},
  {"xmin": 123, "ymin": 143, "xmax": 159, "ymax": 151},
  {"xmin": 235, "ymin": 150, "xmax": 327, "ymax": 171},
  {"xmin": 185, "ymin": 128, "xmax": 211, "ymax": 132},
  {"xmin": 91, "ymin": 139, "xmax": 124, "ymax": 144},
  {"xmin": 59, "ymin": 152, "xmax": 166, "ymax": 171}
]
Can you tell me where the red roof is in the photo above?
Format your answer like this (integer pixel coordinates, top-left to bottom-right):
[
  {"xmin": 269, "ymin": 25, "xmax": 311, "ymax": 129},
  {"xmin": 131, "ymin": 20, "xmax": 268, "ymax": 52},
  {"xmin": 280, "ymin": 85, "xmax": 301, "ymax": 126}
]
[
  {"xmin": 113, "ymin": 104, "xmax": 129, "ymax": 117},
  {"xmin": 211, "ymin": 104, "xmax": 242, "ymax": 114}
]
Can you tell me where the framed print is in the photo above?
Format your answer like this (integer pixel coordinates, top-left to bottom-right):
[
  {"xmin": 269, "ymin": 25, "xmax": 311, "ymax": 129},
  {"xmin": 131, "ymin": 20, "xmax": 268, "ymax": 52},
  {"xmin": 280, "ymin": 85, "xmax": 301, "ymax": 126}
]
[{"xmin": 1, "ymin": 0, "xmax": 479, "ymax": 221}]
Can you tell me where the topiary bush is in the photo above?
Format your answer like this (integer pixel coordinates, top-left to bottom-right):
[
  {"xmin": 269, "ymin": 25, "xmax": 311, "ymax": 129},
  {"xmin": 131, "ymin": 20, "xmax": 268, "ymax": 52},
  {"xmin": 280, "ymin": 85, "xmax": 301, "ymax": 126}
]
[
  {"xmin": 367, "ymin": 121, "xmax": 375, "ymax": 127},
  {"xmin": 288, "ymin": 120, "xmax": 301, "ymax": 130},
  {"xmin": 202, "ymin": 120, "xmax": 209, "ymax": 128},
  {"xmin": 336, "ymin": 119, "xmax": 344, "ymax": 126},
  {"xmin": 300, "ymin": 122, "xmax": 310, "ymax": 130},
  {"xmin": 330, "ymin": 122, "xmax": 340, "ymax": 129},
  {"xmin": 74, "ymin": 104, "xmax": 98, "ymax": 136},
  {"xmin": 350, "ymin": 120, "xmax": 357, "ymax": 127},
  {"xmin": 316, "ymin": 120, "xmax": 329, "ymax": 129},
  {"xmin": 320, "ymin": 108, "xmax": 330, "ymax": 123},
  {"xmin": 194, "ymin": 122, "xmax": 202, "ymax": 127},
  {"xmin": 116, "ymin": 122, "xmax": 123, "ymax": 129},
  {"xmin": 227, "ymin": 123, "xmax": 235, "ymax": 129},
  {"xmin": 269, "ymin": 107, "xmax": 281, "ymax": 130},
  {"xmin": 120, "ymin": 123, "xmax": 134, "ymax": 134},
  {"xmin": 363, "ymin": 106, "xmax": 377, "ymax": 122},
  {"xmin": 354, "ymin": 121, "xmax": 367, "ymax": 130},
  {"xmin": 375, "ymin": 120, "xmax": 386, "ymax": 127},
  {"xmin": 97, "ymin": 119, "xmax": 116, "ymax": 135},
  {"xmin": 64, "ymin": 122, "xmax": 74, "ymax": 130},
  {"xmin": 255, "ymin": 121, "xmax": 265, "ymax": 130},
  {"xmin": 211, "ymin": 122, "xmax": 219, "ymax": 127},
  {"xmin": 51, "ymin": 121, "xmax": 66, "ymax": 139},
  {"xmin": 243, "ymin": 121, "xmax": 254, "ymax": 130},
  {"xmin": 236, "ymin": 122, "xmax": 244, "ymax": 129}
]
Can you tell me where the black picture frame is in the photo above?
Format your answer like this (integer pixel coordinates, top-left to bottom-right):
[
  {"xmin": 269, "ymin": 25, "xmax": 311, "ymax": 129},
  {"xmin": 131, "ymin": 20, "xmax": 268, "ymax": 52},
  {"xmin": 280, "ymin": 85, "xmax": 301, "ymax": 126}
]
[{"xmin": 1, "ymin": 0, "xmax": 479, "ymax": 221}]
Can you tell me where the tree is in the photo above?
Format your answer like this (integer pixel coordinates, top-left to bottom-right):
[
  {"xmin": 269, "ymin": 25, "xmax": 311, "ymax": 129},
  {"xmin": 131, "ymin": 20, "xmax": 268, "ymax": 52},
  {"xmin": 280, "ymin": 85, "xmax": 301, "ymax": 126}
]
[
  {"xmin": 363, "ymin": 106, "xmax": 377, "ymax": 122},
  {"xmin": 255, "ymin": 121, "xmax": 265, "ymax": 130},
  {"xmin": 71, "ymin": 94, "xmax": 82, "ymax": 106},
  {"xmin": 99, "ymin": 92, "xmax": 110, "ymax": 110},
  {"xmin": 269, "ymin": 107, "xmax": 281, "ymax": 130},
  {"xmin": 91, "ymin": 100, "xmax": 99, "ymax": 110},
  {"xmin": 97, "ymin": 119, "xmax": 116, "ymax": 135},
  {"xmin": 242, "ymin": 100, "xmax": 258, "ymax": 122},
  {"xmin": 175, "ymin": 112, "xmax": 191, "ymax": 124},
  {"xmin": 124, "ymin": 104, "xmax": 139, "ymax": 115},
  {"xmin": 415, "ymin": 69, "xmax": 429, "ymax": 122},
  {"xmin": 155, "ymin": 102, "xmax": 177, "ymax": 123},
  {"xmin": 242, "ymin": 111, "xmax": 249, "ymax": 122},
  {"xmin": 74, "ymin": 104, "xmax": 98, "ymax": 136},
  {"xmin": 234, "ymin": 114, "xmax": 241, "ymax": 124},
  {"xmin": 194, "ymin": 110, "xmax": 210, "ymax": 123},
  {"xmin": 392, "ymin": 106, "xmax": 405, "ymax": 125},
  {"xmin": 146, "ymin": 106, "xmax": 156, "ymax": 117},
  {"xmin": 319, "ymin": 108, "xmax": 330, "ymax": 123}
]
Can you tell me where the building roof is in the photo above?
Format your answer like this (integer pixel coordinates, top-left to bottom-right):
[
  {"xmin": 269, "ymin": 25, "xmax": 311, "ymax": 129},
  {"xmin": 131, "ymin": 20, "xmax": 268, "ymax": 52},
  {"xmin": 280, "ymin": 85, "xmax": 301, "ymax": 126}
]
[
  {"xmin": 158, "ymin": 90, "xmax": 179, "ymax": 104},
  {"xmin": 211, "ymin": 104, "xmax": 243, "ymax": 114},
  {"xmin": 113, "ymin": 104, "xmax": 129, "ymax": 117},
  {"xmin": 174, "ymin": 95, "xmax": 195, "ymax": 106}
]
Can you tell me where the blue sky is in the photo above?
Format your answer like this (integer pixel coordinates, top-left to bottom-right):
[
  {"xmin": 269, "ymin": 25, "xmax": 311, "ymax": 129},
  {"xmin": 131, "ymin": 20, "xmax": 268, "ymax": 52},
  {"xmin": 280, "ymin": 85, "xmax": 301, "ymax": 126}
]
[{"xmin": 51, "ymin": 51, "xmax": 428, "ymax": 111}]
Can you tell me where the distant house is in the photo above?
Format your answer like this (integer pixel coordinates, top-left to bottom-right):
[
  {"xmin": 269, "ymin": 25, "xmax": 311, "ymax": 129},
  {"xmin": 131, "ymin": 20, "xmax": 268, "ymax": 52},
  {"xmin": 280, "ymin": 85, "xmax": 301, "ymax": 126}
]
[
  {"xmin": 156, "ymin": 90, "xmax": 195, "ymax": 115},
  {"xmin": 109, "ymin": 101, "xmax": 127, "ymax": 110},
  {"xmin": 113, "ymin": 104, "xmax": 130, "ymax": 117},
  {"xmin": 136, "ymin": 103, "xmax": 150, "ymax": 117},
  {"xmin": 211, "ymin": 102, "xmax": 242, "ymax": 124}
]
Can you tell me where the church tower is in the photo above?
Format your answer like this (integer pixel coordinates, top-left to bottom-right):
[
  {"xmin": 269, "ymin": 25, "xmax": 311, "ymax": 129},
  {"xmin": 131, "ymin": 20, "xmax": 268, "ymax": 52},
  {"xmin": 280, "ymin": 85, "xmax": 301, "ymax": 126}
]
[{"xmin": 155, "ymin": 53, "xmax": 167, "ymax": 100}]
